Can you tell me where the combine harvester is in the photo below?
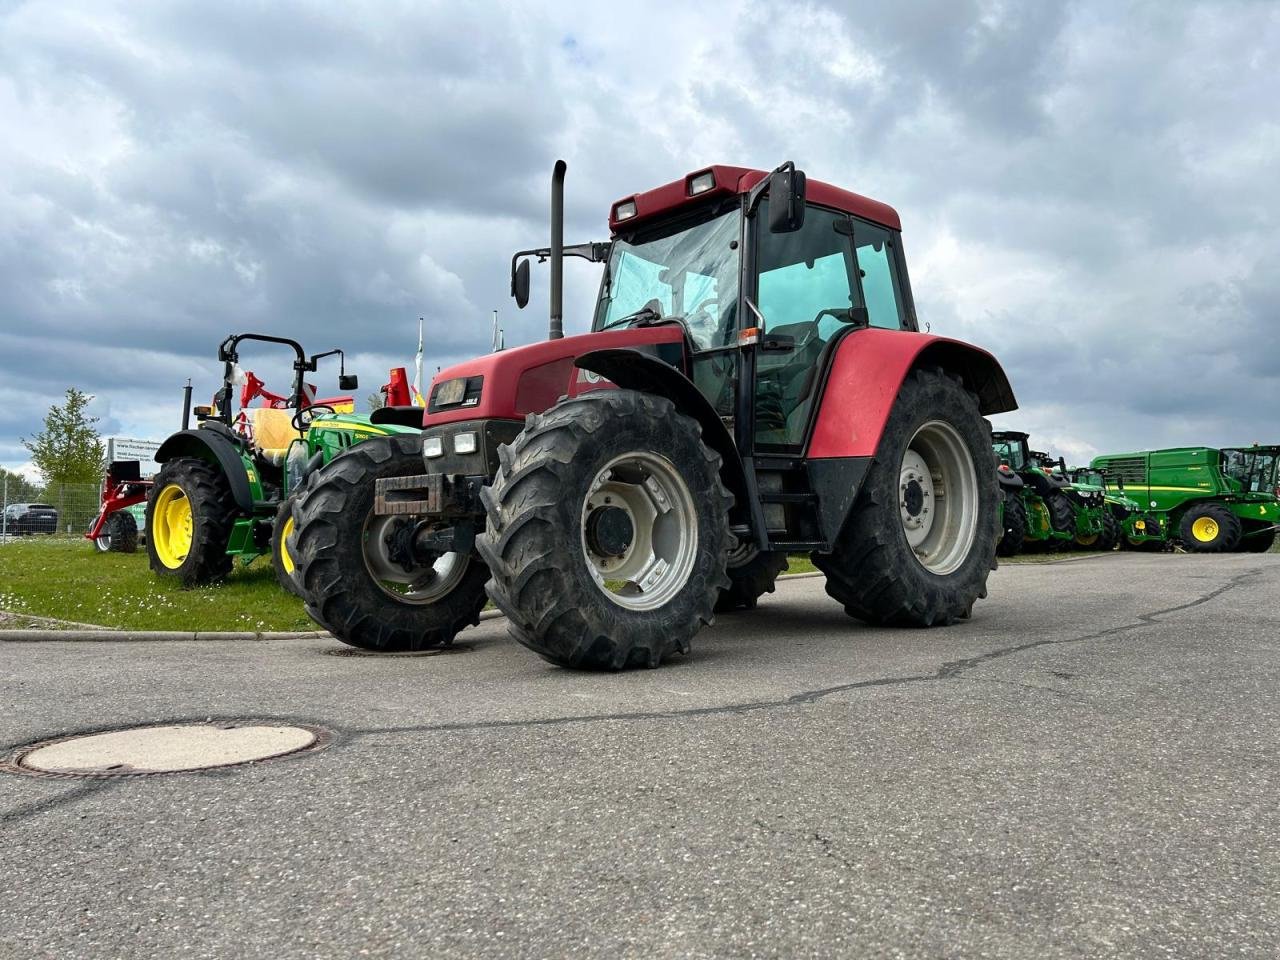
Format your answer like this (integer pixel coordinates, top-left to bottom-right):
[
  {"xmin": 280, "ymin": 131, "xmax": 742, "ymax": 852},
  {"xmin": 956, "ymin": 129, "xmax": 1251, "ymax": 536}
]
[
  {"xmin": 290, "ymin": 160, "xmax": 1018, "ymax": 668},
  {"xmin": 1091, "ymin": 445, "xmax": 1279, "ymax": 552}
]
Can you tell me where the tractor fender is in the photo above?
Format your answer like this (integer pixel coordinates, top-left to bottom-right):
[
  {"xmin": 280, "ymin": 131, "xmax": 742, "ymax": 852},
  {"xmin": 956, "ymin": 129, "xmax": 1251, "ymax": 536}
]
[
  {"xmin": 807, "ymin": 329, "xmax": 1017, "ymax": 459},
  {"xmin": 997, "ymin": 468, "xmax": 1024, "ymax": 491},
  {"xmin": 574, "ymin": 348, "xmax": 750, "ymax": 514},
  {"xmin": 155, "ymin": 429, "xmax": 256, "ymax": 513}
]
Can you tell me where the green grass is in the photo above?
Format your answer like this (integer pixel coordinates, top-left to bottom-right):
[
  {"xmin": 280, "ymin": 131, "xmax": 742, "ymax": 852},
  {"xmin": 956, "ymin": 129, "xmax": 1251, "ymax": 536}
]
[{"xmin": 0, "ymin": 537, "xmax": 313, "ymax": 632}]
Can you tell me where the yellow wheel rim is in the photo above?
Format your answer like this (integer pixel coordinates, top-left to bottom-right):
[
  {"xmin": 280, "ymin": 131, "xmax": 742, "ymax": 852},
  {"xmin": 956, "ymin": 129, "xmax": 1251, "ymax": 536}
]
[
  {"xmin": 152, "ymin": 483, "xmax": 194, "ymax": 569},
  {"xmin": 280, "ymin": 514, "xmax": 296, "ymax": 576},
  {"xmin": 1076, "ymin": 534, "xmax": 1099, "ymax": 547},
  {"xmin": 1191, "ymin": 516, "xmax": 1219, "ymax": 542}
]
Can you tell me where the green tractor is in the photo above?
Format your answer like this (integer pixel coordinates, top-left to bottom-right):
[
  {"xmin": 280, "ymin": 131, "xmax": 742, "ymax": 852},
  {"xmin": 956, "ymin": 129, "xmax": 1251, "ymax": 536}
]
[
  {"xmin": 992, "ymin": 431, "xmax": 1110, "ymax": 554},
  {"xmin": 147, "ymin": 334, "xmax": 420, "ymax": 592},
  {"xmin": 1068, "ymin": 466, "xmax": 1165, "ymax": 549},
  {"xmin": 1091, "ymin": 445, "xmax": 1279, "ymax": 552}
]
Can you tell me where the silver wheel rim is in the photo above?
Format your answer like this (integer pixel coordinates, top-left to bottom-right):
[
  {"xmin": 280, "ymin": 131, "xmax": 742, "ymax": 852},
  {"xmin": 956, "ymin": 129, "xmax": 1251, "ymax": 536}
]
[
  {"xmin": 95, "ymin": 535, "xmax": 110, "ymax": 552},
  {"xmin": 580, "ymin": 451, "xmax": 699, "ymax": 611},
  {"xmin": 898, "ymin": 420, "xmax": 979, "ymax": 575},
  {"xmin": 361, "ymin": 514, "xmax": 469, "ymax": 604}
]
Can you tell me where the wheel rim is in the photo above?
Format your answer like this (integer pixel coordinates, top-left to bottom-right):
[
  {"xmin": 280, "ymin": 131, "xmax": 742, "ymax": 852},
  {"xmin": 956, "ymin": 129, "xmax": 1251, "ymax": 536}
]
[
  {"xmin": 152, "ymin": 484, "xmax": 193, "ymax": 569},
  {"xmin": 280, "ymin": 514, "xmax": 296, "ymax": 576},
  {"xmin": 95, "ymin": 534, "xmax": 111, "ymax": 552},
  {"xmin": 361, "ymin": 514, "xmax": 469, "ymax": 604},
  {"xmin": 580, "ymin": 451, "xmax": 698, "ymax": 611},
  {"xmin": 898, "ymin": 420, "xmax": 979, "ymax": 575},
  {"xmin": 1191, "ymin": 516, "xmax": 1218, "ymax": 542}
]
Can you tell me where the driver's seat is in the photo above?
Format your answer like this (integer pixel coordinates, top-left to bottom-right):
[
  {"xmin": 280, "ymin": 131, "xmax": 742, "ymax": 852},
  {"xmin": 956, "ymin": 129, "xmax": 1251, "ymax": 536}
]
[{"xmin": 249, "ymin": 407, "xmax": 298, "ymax": 467}]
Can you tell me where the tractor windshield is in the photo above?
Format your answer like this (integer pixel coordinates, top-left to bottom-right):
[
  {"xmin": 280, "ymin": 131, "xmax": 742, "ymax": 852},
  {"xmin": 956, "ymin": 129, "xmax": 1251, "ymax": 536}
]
[
  {"xmin": 1222, "ymin": 448, "xmax": 1280, "ymax": 494},
  {"xmin": 992, "ymin": 437, "xmax": 1027, "ymax": 471},
  {"xmin": 593, "ymin": 210, "xmax": 741, "ymax": 351}
]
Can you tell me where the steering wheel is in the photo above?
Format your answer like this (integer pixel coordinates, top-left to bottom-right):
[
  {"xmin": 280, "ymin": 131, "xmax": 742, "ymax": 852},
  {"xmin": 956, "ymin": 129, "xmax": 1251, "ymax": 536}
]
[{"xmin": 295, "ymin": 403, "xmax": 337, "ymax": 431}]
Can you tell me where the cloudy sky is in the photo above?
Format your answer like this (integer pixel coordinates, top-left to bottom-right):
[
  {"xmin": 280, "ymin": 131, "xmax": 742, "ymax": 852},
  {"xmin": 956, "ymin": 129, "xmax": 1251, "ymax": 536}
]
[{"xmin": 1, "ymin": 0, "xmax": 1277, "ymax": 475}]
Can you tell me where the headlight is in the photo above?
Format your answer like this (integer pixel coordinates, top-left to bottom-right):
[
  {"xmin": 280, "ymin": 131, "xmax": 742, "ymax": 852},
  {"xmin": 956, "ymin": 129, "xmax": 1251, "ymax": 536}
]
[
  {"xmin": 687, "ymin": 170, "xmax": 715, "ymax": 195},
  {"xmin": 613, "ymin": 199, "xmax": 637, "ymax": 221},
  {"xmin": 453, "ymin": 432, "xmax": 478, "ymax": 455},
  {"xmin": 423, "ymin": 436, "xmax": 444, "ymax": 458}
]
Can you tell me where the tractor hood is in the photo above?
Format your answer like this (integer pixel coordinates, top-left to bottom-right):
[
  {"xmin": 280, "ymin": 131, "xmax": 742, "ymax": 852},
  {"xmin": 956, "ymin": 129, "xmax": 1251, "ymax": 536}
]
[{"xmin": 421, "ymin": 325, "xmax": 687, "ymax": 427}]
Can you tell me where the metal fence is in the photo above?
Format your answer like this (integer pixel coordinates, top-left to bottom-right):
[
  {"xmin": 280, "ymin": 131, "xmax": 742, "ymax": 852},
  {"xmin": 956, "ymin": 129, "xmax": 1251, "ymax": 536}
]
[{"xmin": 1, "ymin": 482, "xmax": 104, "ymax": 540}]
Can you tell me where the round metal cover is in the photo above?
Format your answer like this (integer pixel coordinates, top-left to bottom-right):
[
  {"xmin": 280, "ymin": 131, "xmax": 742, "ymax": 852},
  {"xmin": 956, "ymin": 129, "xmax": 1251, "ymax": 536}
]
[{"xmin": 7, "ymin": 722, "xmax": 327, "ymax": 778}]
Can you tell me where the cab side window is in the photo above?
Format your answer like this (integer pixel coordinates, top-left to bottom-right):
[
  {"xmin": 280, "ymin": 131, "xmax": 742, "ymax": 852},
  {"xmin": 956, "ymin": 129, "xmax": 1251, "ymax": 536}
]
[{"xmin": 854, "ymin": 222, "xmax": 906, "ymax": 330}]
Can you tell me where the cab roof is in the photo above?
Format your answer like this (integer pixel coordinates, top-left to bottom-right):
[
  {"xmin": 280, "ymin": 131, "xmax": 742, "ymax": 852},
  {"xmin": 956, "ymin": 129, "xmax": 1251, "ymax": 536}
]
[{"xmin": 608, "ymin": 164, "xmax": 902, "ymax": 234}]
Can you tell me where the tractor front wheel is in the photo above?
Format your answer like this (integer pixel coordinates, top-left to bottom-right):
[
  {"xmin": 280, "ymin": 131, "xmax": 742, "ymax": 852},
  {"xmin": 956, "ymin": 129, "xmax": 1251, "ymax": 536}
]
[
  {"xmin": 1075, "ymin": 510, "xmax": 1118, "ymax": 551},
  {"xmin": 1179, "ymin": 503, "xmax": 1242, "ymax": 552},
  {"xmin": 997, "ymin": 490, "xmax": 1027, "ymax": 557},
  {"xmin": 814, "ymin": 368, "xmax": 998, "ymax": 626},
  {"xmin": 715, "ymin": 546, "xmax": 789, "ymax": 612},
  {"xmin": 478, "ymin": 390, "xmax": 732, "ymax": 670},
  {"xmin": 146, "ymin": 458, "xmax": 236, "ymax": 585},
  {"xmin": 290, "ymin": 435, "xmax": 490, "ymax": 652}
]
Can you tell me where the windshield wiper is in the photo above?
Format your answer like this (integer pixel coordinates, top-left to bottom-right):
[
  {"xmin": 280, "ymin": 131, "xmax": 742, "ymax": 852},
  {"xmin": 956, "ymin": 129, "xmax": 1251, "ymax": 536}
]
[{"xmin": 598, "ymin": 304, "xmax": 663, "ymax": 332}]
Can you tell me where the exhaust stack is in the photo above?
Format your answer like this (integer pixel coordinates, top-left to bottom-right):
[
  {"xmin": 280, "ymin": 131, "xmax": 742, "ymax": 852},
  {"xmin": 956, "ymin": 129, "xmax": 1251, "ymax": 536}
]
[{"xmin": 550, "ymin": 159, "xmax": 566, "ymax": 340}]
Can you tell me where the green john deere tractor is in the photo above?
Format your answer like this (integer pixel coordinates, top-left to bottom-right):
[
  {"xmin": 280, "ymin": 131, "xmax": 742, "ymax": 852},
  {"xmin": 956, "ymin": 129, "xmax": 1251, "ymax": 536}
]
[
  {"xmin": 1068, "ymin": 467, "xmax": 1165, "ymax": 549},
  {"xmin": 1091, "ymin": 444, "xmax": 1279, "ymax": 552},
  {"xmin": 992, "ymin": 431, "xmax": 1109, "ymax": 555},
  {"xmin": 147, "ymin": 334, "xmax": 419, "ymax": 592}
]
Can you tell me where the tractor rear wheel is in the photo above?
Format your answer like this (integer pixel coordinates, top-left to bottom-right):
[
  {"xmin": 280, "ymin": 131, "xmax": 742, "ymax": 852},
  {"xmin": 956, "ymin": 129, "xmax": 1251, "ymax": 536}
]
[
  {"xmin": 478, "ymin": 390, "xmax": 732, "ymax": 670},
  {"xmin": 997, "ymin": 491, "xmax": 1027, "ymax": 557},
  {"xmin": 271, "ymin": 497, "xmax": 303, "ymax": 598},
  {"xmin": 99, "ymin": 510, "xmax": 139, "ymax": 554},
  {"xmin": 146, "ymin": 458, "xmax": 236, "ymax": 585},
  {"xmin": 290, "ymin": 434, "xmax": 489, "ymax": 652},
  {"xmin": 1179, "ymin": 503, "xmax": 1242, "ymax": 552},
  {"xmin": 1042, "ymin": 494, "xmax": 1075, "ymax": 552},
  {"xmin": 814, "ymin": 368, "xmax": 997, "ymax": 627},
  {"xmin": 715, "ymin": 546, "xmax": 789, "ymax": 612}
]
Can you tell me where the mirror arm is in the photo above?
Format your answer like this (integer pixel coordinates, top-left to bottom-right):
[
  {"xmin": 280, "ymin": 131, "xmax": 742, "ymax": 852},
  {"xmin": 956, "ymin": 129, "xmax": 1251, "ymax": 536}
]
[{"xmin": 746, "ymin": 160, "xmax": 796, "ymax": 215}]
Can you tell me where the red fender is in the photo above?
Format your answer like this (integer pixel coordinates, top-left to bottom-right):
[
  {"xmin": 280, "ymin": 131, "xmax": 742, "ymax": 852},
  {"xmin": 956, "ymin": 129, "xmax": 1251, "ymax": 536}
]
[{"xmin": 806, "ymin": 329, "xmax": 1016, "ymax": 459}]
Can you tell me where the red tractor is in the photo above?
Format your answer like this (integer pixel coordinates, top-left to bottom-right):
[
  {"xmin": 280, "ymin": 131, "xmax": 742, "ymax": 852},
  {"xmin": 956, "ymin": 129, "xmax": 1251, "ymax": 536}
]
[{"xmin": 290, "ymin": 161, "xmax": 1017, "ymax": 669}]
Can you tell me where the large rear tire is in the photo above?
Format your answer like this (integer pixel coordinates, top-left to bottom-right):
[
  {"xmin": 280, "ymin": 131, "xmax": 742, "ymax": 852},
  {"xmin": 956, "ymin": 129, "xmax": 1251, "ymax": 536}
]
[
  {"xmin": 271, "ymin": 497, "xmax": 303, "ymax": 598},
  {"xmin": 146, "ymin": 458, "xmax": 236, "ymax": 585},
  {"xmin": 813, "ymin": 368, "xmax": 998, "ymax": 626},
  {"xmin": 478, "ymin": 390, "xmax": 732, "ymax": 670},
  {"xmin": 715, "ymin": 546, "xmax": 789, "ymax": 612},
  {"xmin": 291, "ymin": 434, "xmax": 489, "ymax": 652},
  {"xmin": 997, "ymin": 490, "xmax": 1027, "ymax": 557},
  {"xmin": 1179, "ymin": 503, "xmax": 1242, "ymax": 553}
]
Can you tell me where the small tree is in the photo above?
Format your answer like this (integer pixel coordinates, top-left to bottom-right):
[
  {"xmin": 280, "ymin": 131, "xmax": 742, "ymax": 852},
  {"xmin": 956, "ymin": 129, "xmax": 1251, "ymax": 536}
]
[
  {"xmin": 22, "ymin": 388, "xmax": 106, "ymax": 487},
  {"xmin": 0, "ymin": 466, "xmax": 43, "ymax": 503}
]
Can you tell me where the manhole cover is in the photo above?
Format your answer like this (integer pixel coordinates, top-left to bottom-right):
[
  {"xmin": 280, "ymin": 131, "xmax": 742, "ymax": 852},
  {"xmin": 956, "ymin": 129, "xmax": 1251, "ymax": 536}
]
[
  {"xmin": 324, "ymin": 645, "xmax": 467, "ymax": 658},
  {"xmin": 5, "ymin": 722, "xmax": 329, "ymax": 779}
]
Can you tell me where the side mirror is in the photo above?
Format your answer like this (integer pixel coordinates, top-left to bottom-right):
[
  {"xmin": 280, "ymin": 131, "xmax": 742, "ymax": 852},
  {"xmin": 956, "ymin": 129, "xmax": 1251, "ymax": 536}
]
[
  {"xmin": 512, "ymin": 259, "xmax": 530, "ymax": 310},
  {"xmin": 768, "ymin": 165, "xmax": 807, "ymax": 233},
  {"xmin": 339, "ymin": 374, "xmax": 358, "ymax": 391}
]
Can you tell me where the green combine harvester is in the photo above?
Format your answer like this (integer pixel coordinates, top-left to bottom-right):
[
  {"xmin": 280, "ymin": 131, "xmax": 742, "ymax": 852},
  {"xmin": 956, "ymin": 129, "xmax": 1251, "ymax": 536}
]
[
  {"xmin": 992, "ymin": 431, "xmax": 1109, "ymax": 555},
  {"xmin": 1090, "ymin": 445, "xmax": 1279, "ymax": 552},
  {"xmin": 148, "ymin": 334, "xmax": 420, "ymax": 592}
]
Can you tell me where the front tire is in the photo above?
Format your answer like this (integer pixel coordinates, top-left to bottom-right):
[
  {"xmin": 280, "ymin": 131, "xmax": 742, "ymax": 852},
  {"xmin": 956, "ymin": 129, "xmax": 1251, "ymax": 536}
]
[
  {"xmin": 1179, "ymin": 503, "xmax": 1242, "ymax": 552},
  {"xmin": 814, "ymin": 368, "xmax": 998, "ymax": 626},
  {"xmin": 291, "ymin": 434, "xmax": 489, "ymax": 651},
  {"xmin": 146, "ymin": 458, "xmax": 236, "ymax": 585},
  {"xmin": 715, "ymin": 547, "xmax": 788, "ymax": 612},
  {"xmin": 98, "ymin": 511, "xmax": 139, "ymax": 554},
  {"xmin": 478, "ymin": 390, "xmax": 732, "ymax": 670},
  {"xmin": 997, "ymin": 490, "xmax": 1027, "ymax": 557}
]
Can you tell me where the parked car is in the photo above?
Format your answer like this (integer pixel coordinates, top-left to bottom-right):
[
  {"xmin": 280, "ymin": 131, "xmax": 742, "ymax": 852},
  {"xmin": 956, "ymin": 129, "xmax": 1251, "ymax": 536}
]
[{"xmin": 3, "ymin": 503, "xmax": 59, "ymax": 535}]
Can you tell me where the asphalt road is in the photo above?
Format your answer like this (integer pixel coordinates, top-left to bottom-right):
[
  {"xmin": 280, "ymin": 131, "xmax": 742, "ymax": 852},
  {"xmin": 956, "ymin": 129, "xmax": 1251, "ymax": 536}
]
[{"xmin": 2, "ymin": 552, "xmax": 1277, "ymax": 959}]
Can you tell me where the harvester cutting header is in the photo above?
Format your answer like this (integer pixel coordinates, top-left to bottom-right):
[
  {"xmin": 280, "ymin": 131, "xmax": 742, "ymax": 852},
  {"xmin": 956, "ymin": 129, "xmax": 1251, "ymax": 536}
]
[{"xmin": 289, "ymin": 160, "xmax": 1018, "ymax": 669}]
